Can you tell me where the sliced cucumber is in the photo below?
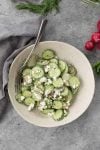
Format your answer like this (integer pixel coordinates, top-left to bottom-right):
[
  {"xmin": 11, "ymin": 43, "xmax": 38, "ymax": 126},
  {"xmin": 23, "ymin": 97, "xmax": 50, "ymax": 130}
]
[
  {"xmin": 27, "ymin": 55, "xmax": 37, "ymax": 68},
  {"xmin": 62, "ymin": 73, "xmax": 71, "ymax": 86},
  {"xmin": 21, "ymin": 85, "xmax": 29, "ymax": 92},
  {"xmin": 72, "ymin": 87, "xmax": 79, "ymax": 95},
  {"xmin": 16, "ymin": 93, "xmax": 25, "ymax": 103},
  {"xmin": 37, "ymin": 59, "xmax": 49, "ymax": 66},
  {"xmin": 34, "ymin": 80, "xmax": 40, "ymax": 86},
  {"xmin": 53, "ymin": 78, "xmax": 63, "ymax": 88},
  {"xmin": 32, "ymin": 66, "xmax": 44, "ymax": 79},
  {"xmin": 68, "ymin": 64, "xmax": 77, "ymax": 76},
  {"xmin": 32, "ymin": 85, "xmax": 44, "ymax": 94},
  {"xmin": 42, "ymin": 49, "xmax": 55, "ymax": 60},
  {"xmin": 53, "ymin": 101, "xmax": 63, "ymax": 109},
  {"xmin": 23, "ymin": 90, "xmax": 32, "ymax": 97},
  {"xmin": 53, "ymin": 109, "xmax": 64, "ymax": 121},
  {"xmin": 32, "ymin": 91, "xmax": 42, "ymax": 101},
  {"xmin": 50, "ymin": 58, "xmax": 58, "ymax": 64},
  {"xmin": 24, "ymin": 97, "xmax": 35, "ymax": 106},
  {"xmin": 61, "ymin": 87, "xmax": 69, "ymax": 96},
  {"xmin": 69, "ymin": 76, "xmax": 80, "ymax": 89},
  {"xmin": 45, "ymin": 85, "xmax": 54, "ymax": 96},
  {"xmin": 66, "ymin": 90, "xmax": 73, "ymax": 102},
  {"xmin": 48, "ymin": 67, "xmax": 61, "ymax": 79},
  {"xmin": 49, "ymin": 63, "xmax": 58, "ymax": 69},
  {"xmin": 22, "ymin": 69, "xmax": 31, "ymax": 76},
  {"xmin": 59, "ymin": 60, "xmax": 66, "ymax": 72},
  {"xmin": 44, "ymin": 98, "xmax": 53, "ymax": 108},
  {"xmin": 42, "ymin": 109, "xmax": 54, "ymax": 115},
  {"xmin": 64, "ymin": 109, "xmax": 69, "ymax": 117}
]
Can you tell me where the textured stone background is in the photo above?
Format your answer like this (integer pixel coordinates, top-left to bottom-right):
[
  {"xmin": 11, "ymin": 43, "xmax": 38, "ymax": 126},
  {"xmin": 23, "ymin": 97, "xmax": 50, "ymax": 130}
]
[{"xmin": 0, "ymin": 0, "xmax": 100, "ymax": 150}]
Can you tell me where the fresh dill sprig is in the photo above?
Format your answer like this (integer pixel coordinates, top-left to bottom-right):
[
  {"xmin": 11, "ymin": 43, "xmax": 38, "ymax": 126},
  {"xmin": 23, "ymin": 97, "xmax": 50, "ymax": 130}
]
[{"xmin": 16, "ymin": 0, "xmax": 61, "ymax": 15}]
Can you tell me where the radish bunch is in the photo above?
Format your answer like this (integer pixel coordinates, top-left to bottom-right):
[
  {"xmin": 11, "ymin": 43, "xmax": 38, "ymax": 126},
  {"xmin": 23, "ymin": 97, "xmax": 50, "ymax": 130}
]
[{"xmin": 85, "ymin": 20, "xmax": 100, "ymax": 51}]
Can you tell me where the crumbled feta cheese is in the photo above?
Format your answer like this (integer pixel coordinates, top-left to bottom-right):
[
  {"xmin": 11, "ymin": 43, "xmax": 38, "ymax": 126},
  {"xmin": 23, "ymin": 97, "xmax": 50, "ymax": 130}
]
[
  {"xmin": 53, "ymin": 77, "xmax": 57, "ymax": 81},
  {"xmin": 39, "ymin": 77, "xmax": 47, "ymax": 83},
  {"xmin": 59, "ymin": 96, "xmax": 62, "ymax": 99},
  {"xmin": 38, "ymin": 101, "xmax": 47, "ymax": 110},
  {"xmin": 23, "ymin": 82, "xmax": 27, "ymax": 86},
  {"xmin": 72, "ymin": 85, "xmax": 76, "ymax": 89},
  {"xmin": 47, "ymin": 79, "xmax": 52, "ymax": 84},
  {"xmin": 20, "ymin": 96, "xmax": 25, "ymax": 101},
  {"xmin": 45, "ymin": 79, "xmax": 52, "ymax": 85},
  {"xmin": 28, "ymin": 103, "xmax": 34, "ymax": 111},
  {"xmin": 24, "ymin": 75, "xmax": 32, "ymax": 84},
  {"xmin": 45, "ymin": 90, "xmax": 50, "ymax": 97},
  {"xmin": 53, "ymin": 89, "xmax": 61, "ymax": 98},
  {"xmin": 66, "ymin": 101, "xmax": 71, "ymax": 106},
  {"xmin": 44, "ymin": 65, "xmax": 50, "ymax": 72}
]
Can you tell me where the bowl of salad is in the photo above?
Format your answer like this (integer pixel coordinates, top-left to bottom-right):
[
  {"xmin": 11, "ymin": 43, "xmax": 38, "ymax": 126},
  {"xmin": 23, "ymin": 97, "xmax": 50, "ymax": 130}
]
[{"xmin": 8, "ymin": 41, "xmax": 95, "ymax": 127}]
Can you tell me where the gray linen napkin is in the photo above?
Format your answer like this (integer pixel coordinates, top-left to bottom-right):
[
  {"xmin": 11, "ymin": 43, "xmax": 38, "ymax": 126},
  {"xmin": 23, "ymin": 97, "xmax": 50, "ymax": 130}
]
[{"xmin": 0, "ymin": 0, "xmax": 41, "ymax": 119}]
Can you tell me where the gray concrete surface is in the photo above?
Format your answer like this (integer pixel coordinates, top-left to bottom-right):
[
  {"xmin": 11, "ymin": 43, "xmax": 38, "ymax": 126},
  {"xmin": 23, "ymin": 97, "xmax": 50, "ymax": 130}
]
[{"xmin": 0, "ymin": 0, "xmax": 100, "ymax": 150}]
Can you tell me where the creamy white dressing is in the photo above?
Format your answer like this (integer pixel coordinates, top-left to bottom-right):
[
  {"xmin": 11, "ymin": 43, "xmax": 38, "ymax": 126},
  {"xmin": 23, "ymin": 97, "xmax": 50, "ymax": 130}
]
[{"xmin": 44, "ymin": 65, "xmax": 50, "ymax": 72}]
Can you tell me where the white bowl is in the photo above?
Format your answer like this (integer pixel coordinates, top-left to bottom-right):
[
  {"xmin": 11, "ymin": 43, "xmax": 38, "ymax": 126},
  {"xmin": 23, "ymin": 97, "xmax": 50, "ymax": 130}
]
[{"xmin": 8, "ymin": 41, "xmax": 95, "ymax": 127}]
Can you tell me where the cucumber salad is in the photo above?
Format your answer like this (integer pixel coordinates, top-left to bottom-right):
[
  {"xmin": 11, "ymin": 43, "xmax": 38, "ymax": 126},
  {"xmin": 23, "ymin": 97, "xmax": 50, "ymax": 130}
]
[{"xmin": 16, "ymin": 49, "xmax": 81, "ymax": 121}]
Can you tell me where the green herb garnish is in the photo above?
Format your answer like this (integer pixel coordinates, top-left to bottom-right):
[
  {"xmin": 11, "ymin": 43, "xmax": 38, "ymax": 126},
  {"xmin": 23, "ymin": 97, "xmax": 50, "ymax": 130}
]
[
  {"xmin": 16, "ymin": 0, "xmax": 61, "ymax": 15},
  {"xmin": 93, "ymin": 61, "xmax": 100, "ymax": 75}
]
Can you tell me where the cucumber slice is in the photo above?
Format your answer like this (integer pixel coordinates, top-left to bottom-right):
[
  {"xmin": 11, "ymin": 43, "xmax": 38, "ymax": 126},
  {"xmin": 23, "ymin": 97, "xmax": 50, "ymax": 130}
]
[
  {"xmin": 62, "ymin": 73, "xmax": 71, "ymax": 86},
  {"xmin": 23, "ymin": 90, "xmax": 32, "ymax": 97},
  {"xmin": 42, "ymin": 49, "xmax": 55, "ymax": 60},
  {"xmin": 32, "ymin": 85, "xmax": 44, "ymax": 94},
  {"xmin": 53, "ymin": 101, "xmax": 63, "ymax": 109},
  {"xmin": 61, "ymin": 87, "xmax": 69, "ymax": 96},
  {"xmin": 27, "ymin": 55, "xmax": 37, "ymax": 68},
  {"xmin": 71, "ymin": 87, "xmax": 79, "ymax": 95},
  {"xmin": 42, "ymin": 109, "xmax": 54, "ymax": 115},
  {"xmin": 44, "ymin": 98, "xmax": 53, "ymax": 108},
  {"xmin": 53, "ymin": 109, "xmax": 64, "ymax": 121},
  {"xmin": 68, "ymin": 64, "xmax": 77, "ymax": 76},
  {"xmin": 22, "ymin": 69, "xmax": 31, "ymax": 76},
  {"xmin": 45, "ymin": 85, "xmax": 54, "ymax": 96},
  {"xmin": 66, "ymin": 90, "xmax": 73, "ymax": 102},
  {"xmin": 50, "ymin": 58, "xmax": 58, "ymax": 64},
  {"xmin": 34, "ymin": 80, "xmax": 40, "ymax": 86},
  {"xmin": 48, "ymin": 67, "xmax": 61, "ymax": 78},
  {"xmin": 24, "ymin": 97, "xmax": 35, "ymax": 106},
  {"xmin": 32, "ymin": 66, "xmax": 44, "ymax": 79},
  {"xmin": 49, "ymin": 63, "xmax": 58, "ymax": 69},
  {"xmin": 16, "ymin": 93, "xmax": 25, "ymax": 103},
  {"xmin": 69, "ymin": 76, "xmax": 80, "ymax": 89},
  {"xmin": 53, "ymin": 78, "xmax": 63, "ymax": 88},
  {"xmin": 21, "ymin": 86, "xmax": 29, "ymax": 92},
  {"xmin": 37, "ymin": 59, "xmax": 49, "ymax": 66},
  {"xmin": 59, "ymin": 60, "xmax": 66, "ymax": 72},
  {"xmin": 32, "ymin": 91, "xmax": 42, "ymax": 101},
  {"xmin": 64, "ymin": 109, "xmax": 69, "ymax": 117}
]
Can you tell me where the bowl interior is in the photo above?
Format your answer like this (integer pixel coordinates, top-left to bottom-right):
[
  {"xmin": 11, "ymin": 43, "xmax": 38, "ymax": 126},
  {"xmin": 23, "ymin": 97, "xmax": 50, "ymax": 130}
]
[{"xmin": 8, "ymin": 41, "xmax": 95, "ymax": 127}]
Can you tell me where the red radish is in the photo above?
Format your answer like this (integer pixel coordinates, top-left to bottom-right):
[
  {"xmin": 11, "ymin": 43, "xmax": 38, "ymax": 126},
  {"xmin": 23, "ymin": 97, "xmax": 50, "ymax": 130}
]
[
  {"xmin": 91, "ymin": 32, "xmax": 100, "ymax": 43},
  {"xmin": 97, "ymin": 20, "xmax": 100, "ymax": 32},
  {"xmin": 85, "ymin": 41, "xmax": 94, "ymax": 51}
]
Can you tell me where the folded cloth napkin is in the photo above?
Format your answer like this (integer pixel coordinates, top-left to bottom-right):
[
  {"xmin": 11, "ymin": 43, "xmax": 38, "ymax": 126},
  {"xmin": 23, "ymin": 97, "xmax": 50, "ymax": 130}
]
[{"xmin": 0, "ymin": 0, "xmax": 41, "ymax": 119}]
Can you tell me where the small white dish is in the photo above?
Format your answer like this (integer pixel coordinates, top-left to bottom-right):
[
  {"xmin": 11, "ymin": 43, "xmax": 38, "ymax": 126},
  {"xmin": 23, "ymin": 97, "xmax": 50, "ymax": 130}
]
[{"xmin": 8, "ymin": 41, "xmax": 95, "ymax": 127}]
